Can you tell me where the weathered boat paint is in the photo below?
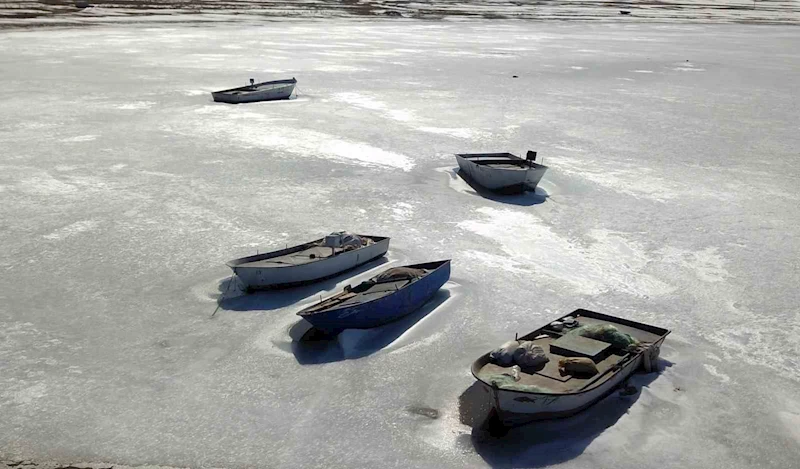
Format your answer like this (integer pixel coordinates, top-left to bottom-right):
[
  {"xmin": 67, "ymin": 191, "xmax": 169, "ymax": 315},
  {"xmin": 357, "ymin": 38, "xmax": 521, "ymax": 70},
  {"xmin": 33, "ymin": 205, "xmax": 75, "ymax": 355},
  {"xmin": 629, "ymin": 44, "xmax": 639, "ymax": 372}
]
[
  {"xmin": 227, "ymin": 235, "xmax": 390, "ymax": 291},
  {"xmin": 298, "ymin": 260, "xmax": 451, "ymax": 333},
  {"xmin": 212, "ymin": 78, "xmax": 297, "ymax": 104},
  {"xmin": 470, "ymin": 309, "xmax": 669, "ymax": 426},
  {"xmin": 456, "ymin": 152, "xmax": 548, "ymax": 194}
]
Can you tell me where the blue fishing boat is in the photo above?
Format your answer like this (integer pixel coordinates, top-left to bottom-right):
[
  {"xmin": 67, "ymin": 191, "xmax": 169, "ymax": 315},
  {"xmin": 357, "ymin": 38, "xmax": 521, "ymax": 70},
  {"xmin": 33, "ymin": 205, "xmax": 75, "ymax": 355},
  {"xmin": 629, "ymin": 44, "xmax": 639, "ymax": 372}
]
[{"xmin": 297, "ymin": 260, "xmax": 451, "ymax": 333}]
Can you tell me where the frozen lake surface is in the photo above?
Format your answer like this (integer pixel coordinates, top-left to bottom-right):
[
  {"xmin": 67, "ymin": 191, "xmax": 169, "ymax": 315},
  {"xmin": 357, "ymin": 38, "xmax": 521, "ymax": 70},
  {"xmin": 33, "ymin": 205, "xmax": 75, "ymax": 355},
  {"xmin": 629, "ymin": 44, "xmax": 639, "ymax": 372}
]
[{"xmin": 1, "ymin": 19, "xmax": 800, "ymax": 469}]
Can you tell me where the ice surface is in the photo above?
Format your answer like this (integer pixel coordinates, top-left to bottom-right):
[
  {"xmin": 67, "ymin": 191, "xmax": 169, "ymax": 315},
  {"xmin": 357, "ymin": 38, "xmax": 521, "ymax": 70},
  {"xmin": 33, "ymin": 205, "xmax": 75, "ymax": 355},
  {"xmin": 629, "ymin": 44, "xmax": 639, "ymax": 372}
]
[{"xmin": 1, "ymin": 19, "xmax": 800, "ymax": 469}]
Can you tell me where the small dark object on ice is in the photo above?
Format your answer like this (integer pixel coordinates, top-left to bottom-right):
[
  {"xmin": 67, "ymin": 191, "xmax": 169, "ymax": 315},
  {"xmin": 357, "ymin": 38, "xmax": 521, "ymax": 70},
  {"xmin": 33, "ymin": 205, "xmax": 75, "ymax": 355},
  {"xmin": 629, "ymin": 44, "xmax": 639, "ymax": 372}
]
[
  {"xmin": 512, "ymin": 75, "xmax": 518, "ymax": 78},
  {"xmin": 384, "ymin": 10, "xmax": 403, "ymax": 17},
  {"xmin": 407, "ymin": 406, "xmax": 439, "ymax": 419},
  {"xmin": 75, "ymin": 0, "xmax": 90, "ymax": 8},
  {"xmin": 620, "ymin": 10, "xmax": 631, "ymax": 15}
]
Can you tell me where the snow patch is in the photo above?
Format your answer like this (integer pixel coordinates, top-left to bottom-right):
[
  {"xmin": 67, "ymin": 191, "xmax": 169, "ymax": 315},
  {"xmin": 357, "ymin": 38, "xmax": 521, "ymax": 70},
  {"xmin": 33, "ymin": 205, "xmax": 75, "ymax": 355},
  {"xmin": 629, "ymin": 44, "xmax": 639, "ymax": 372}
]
[
  {"xmin": 183, "ymin": 112, "xmax": 414, "ymax": 171},
  {"xmin": 388, "ymin": 331, "xmax": 444, "ymax": 355},
  {"xmin": 332, "ymin": 92, "xmax": 386, "ymax": 110},
  {"xmin": 779, "ymin": 411, "xmax": 800, "ymax": 445},
  {"xmin": 315, "ymin": 64, "xmax": 370, "ymax": 72},
  {"xmin": 43, "ymin": 220, "xmax": 100, "ymax": 240},
  {"xmin": 460, "ymin": 250, "xmax": 531, "ymax": 275},
  {"xmin": 332, "ymin": 92, "xmax": 416, "ymax": 123},
  {"xmin": 458, "ymin": 207, "xmax": 673, "ymax": 296},
  {"xmin": 555, "ymin": 156, "xmax": 735, "ymax": 202},
  {"xmin": 244, "ymin": 128, "xmax": 414, "ymax": 170},
  {"xmin": 391, "ymin": 202, "xmax": 415, "ymax": 221},
  {"xmin": 18, "ymin": 175, "xmax": 78, "ymax": 195},
  {"xmin": 657, "ymin": 246, "xmax": 729, "ymax": 282},
  {"xmin": 416, "ymin": 126, "xmax": 488, "ymax": 139},
  {"xmin": 6, "ymin": 382, "xmax": 47, "ymax": 406},
  {"xmin": 60, "ymin": 135, "xmax": 98, "ymax": 142},
  {"xmin": 116, "ymin": 101, "xmax": 156, "ymax": 110},
  {"xmin": 703, "ymin": 364, "xmax": 731, "ymax": 384}
]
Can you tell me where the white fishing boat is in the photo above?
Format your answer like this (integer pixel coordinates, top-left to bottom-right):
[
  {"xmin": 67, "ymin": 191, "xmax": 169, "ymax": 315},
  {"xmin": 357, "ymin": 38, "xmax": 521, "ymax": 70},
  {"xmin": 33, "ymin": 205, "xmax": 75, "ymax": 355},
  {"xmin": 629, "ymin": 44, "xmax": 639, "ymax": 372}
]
[
  {"xmin": 456, "ymin": 151, "xmax": 548, "ymax": 194},
  {"xmin": 227, "ymin": 232, "xmax": 390, "ymax": 291},
  {"xmin": 211, "ymin": 78, "xmax": 297, "ymax": 104},
  {"xmin": 471, "ymin": 309, "xmax": 669, "ymax": 426}
]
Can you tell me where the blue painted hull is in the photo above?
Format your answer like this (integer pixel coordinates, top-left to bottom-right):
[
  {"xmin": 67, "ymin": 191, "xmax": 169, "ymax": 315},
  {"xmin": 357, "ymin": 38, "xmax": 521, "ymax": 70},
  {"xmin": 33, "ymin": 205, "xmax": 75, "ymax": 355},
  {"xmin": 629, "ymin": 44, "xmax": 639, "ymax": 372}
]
[{"xmin": 301, "ymin": 261, "xmax": 451, "ymax": 333}]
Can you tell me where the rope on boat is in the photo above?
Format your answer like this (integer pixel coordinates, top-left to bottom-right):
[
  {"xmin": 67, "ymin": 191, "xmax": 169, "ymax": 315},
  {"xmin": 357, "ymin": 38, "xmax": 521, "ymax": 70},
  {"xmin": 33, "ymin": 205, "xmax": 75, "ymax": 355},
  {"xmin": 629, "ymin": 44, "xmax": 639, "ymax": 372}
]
[
  {"xmin": 210, "ymin": 273, "xmax": 235, "ymax": 319},
  {"xmin": 640, "ymin": 342, "xmax": 660, "ymax": 373}
]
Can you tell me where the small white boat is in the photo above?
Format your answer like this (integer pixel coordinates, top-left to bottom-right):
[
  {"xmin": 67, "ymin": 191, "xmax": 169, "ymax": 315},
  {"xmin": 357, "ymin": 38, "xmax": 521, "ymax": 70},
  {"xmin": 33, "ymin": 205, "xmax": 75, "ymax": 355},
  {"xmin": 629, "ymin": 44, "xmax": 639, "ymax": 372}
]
[
  {"xmin": 227, "ymin": 232, "xmax": 390, "ymax": 291},
  {"xmin": 471, "ymin": 309, "xmax": 669, "ymax": 427},
  {"xmin": 211, "ymin": 78, "xmax": 297, "ymax": 104},
  {"xmin": 456, "ymin": 151, "xmax": 548, "ymax": 194}
]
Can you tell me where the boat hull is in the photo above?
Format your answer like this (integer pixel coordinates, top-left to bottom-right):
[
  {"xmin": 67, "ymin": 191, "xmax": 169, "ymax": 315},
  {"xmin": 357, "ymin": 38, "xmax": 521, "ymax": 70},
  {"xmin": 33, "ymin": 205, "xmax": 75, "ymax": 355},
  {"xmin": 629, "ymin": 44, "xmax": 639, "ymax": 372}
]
[
  {"xmin": 474, "ymin": 336, "xmax": 666, "ymax": 427},
  {"xmin": 212, "ymin": 80, "xmax": 296, "ymax": 104},
  {"xmin": 301, "ymin": 261, "xmax": 450, "ymax": 333},
  {"xmin": 456, "ymin": 154, "xmax": 547, "ymax": 194},
  {"xmin": 230, "ymin": 238, "xmax": 390, "ymax": 291}
]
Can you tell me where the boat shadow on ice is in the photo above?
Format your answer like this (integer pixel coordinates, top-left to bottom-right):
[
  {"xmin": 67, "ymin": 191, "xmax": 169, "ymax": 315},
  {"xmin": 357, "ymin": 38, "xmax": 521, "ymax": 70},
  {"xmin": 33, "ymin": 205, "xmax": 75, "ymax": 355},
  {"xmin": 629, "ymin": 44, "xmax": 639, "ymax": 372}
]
[
  {"xmin": 449, "ymin": 167, "xmax": 548, "ymax": 206},
  {"xmin": 215, "ymin": 257, "xmax": 390, "ymax": 312},
  {"xmin": 459, "ymin": 358, "xmax": 674, "ymax": 468},
  {"xmin": 289, "ymin": 288, "xmax": 452, "ymax": 364}
]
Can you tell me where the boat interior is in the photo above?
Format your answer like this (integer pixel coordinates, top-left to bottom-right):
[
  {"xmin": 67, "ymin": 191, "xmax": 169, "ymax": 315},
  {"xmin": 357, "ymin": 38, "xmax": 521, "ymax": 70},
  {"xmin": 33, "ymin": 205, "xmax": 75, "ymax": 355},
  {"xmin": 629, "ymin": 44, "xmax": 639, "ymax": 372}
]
[
  {"xmin": 458, "ymin": 153, "xmax": 545, "ymax": 170},
  {"xmin": 230, "ymin": 235, "xmax": 387, "ymax": 268},
  {"xmin": 298, "ymin": 262, "xmax": 444, "ymax": 316},
  {"xmin": 217, "ymin": 79, "xmax": 297, "ymax": 95},
  {"xmin": 230, "ymin": 82, "xmax": 293, "ymax": 95},
  {"xmin": 475, "ymin": 309, "xmax": 669, "ymax": 395}
]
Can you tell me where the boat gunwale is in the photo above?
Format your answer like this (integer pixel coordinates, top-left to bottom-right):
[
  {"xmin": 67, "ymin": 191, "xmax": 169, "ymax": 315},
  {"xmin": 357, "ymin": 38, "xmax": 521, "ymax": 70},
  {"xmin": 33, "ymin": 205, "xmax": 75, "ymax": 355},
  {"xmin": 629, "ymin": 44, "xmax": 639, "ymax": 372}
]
[
  {"xmin": 456, "ymin": 152, "xmax": 548, "ymax": 170},
  {"xmin": 226, "ymin": 235, "xmax": 389, "ymax": 269},
  {"xmin": 297, "ymin": 259, "xmax": 451, "ymax": 317},
  {"xmin": 212, "ymin": 78, "xmax": 297, "ymax": 95},
  {"xmin": 471, "ymin": 309, "xmax": 670, "ymax": 397}
]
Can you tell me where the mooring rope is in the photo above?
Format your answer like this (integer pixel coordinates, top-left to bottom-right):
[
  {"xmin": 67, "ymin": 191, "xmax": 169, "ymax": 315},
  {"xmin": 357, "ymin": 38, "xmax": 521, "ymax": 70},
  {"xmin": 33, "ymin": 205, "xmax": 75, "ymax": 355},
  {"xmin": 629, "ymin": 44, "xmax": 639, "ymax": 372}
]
[{"xmin": 210, "ymin": 273, "xmax": 235, "ymax": 319}]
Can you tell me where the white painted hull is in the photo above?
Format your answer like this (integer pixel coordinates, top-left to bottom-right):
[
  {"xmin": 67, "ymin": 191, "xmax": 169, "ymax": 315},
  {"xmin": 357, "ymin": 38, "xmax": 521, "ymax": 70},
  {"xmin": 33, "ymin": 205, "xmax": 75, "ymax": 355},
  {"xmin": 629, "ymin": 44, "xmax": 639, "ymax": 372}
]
[
  {"xmin": 477, "ymin": 337, "xmax": 665, "ymax": 426},
  {"xmin": 456, "ymin": 154, "xmax": 547, "ymax": 193},
  {"xmin": 231, "ymin": 238, "xmax": 389, "ymax": 290},
  {"xmin": 523, "ymin": 165, "xmax": 548, "ymax": 189}
]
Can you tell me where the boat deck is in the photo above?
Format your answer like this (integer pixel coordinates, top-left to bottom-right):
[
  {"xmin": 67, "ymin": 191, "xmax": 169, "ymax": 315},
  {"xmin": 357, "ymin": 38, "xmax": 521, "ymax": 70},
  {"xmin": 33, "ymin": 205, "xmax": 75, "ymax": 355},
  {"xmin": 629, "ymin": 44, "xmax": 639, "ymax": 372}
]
[
  {"xmin": 227, "ymin": 82, "xmax": 293, "ymax": 95},
  {"xmin": 477, "ymin": 314, "xmax": 664, "ymax": 394},
  {"xmin": 238, "ymin": 245, "xmax": 345, "ymax": 268},
  {"xmin": 458, "ymin": 153, "xmax": 520, "ymax": 162},
  {"xmin": 476, "ymin": 163, "xmax": 527, "ymax": 169},
  {"xmin": 300, "ymin": 267, "xmax": 433, "ymax": 314},
  {"xmin": 457, "ymin": 153, "xmax": 544, "ymax": 170}
]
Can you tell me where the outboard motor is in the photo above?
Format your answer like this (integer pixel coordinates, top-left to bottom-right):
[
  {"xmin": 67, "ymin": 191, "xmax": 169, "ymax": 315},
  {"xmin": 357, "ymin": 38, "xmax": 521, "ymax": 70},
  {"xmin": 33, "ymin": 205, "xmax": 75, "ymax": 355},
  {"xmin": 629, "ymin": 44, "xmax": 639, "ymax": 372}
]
[{"xmin": 526, "ymin": 150, "xmax": 537, "ymax": 166}]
